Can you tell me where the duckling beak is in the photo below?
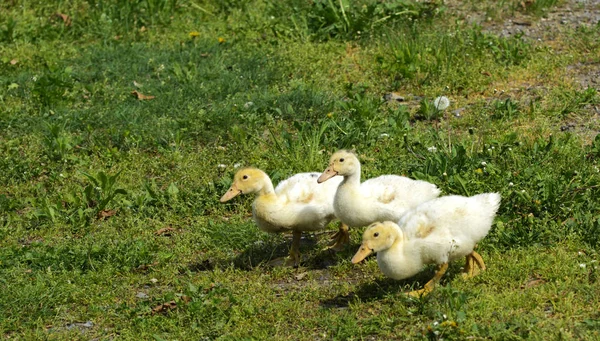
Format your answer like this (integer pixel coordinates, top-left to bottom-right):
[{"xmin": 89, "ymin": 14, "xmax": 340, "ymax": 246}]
[
  {"xmin": 220, "ymin": 184, "xmax": 242, "ymax": 202},
  {"xmin": 351, "ymin": 244, "xmax": 373, "ymax": 264},
  {"xmin": 317, "ymin": 166, "xmax": 337, "ymax": 183}
]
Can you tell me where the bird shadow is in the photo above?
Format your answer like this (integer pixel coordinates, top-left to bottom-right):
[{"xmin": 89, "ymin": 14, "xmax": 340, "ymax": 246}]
[
  {"xmin": 184, "ymin": 233, "xmax": 346, "ymax": 273},
  {"xmin": 320, "ymin": 264, "xmax": 464, "ymax": 309}
]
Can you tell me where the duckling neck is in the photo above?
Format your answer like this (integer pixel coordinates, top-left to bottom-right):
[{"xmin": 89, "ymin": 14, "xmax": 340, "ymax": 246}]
[
  {"xmin": 255, "ymin": 178, "xmax": 275, "ymax": 197},
  {"xmin": 339, "ymin": 168, "xmax": 361, "ymax": 188},
  {"xmin": 377, "ymin": 240, "xmax": 423, "ymax": 280}
]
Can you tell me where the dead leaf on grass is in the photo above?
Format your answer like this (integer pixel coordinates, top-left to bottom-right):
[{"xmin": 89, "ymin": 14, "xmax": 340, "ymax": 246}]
[
  {"xmin": 131, "ymin": 90, "xmax": 155, "ymax": 100},
  {"xmin": 54, "ymin": 13, "xmax": 72, "ymax": 26},
  {"xmin": 10, "ymin": 59, "xmax": 18, "ymax": 65},
  {"xmin": 294, "ymin": 272, "xmax": 308, "ymax": 281},
  {"xmin": 98, "ymin": 209, "xmax": 117, "ymax": 220},
  {"xmin": 521, "ymin": 277, "xmax": 546, "ymax": 289},
  {"xmin": 481, "ymin": 71, "xmax": 492, "ymax": 77},
  {"xmin": 151, "ymin": 301, "xmax": 177, "ymax": 315},
  {"xmin": 154, "ymin": 226, "xmax": 175, "ymax": 236}
]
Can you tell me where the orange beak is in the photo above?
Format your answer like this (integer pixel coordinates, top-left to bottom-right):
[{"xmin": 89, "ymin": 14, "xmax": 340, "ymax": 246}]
[
  {"xmin": 220, "ymin": 183, "xmax": 242, "ymax": 202},
  {"xmin": 351, "ymin": 244, "xmax": 373, "ymax": 264},
  {"xmin": 317, "ymin": 166, "xmax": 337, "ymax": 183}
]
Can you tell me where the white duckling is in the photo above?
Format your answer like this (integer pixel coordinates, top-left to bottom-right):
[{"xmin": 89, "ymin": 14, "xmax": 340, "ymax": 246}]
[
  {"xmin": 317, "ymin": 150, "xmax": 440, "ymax": 250},
  {"xmin": 351, "ymin": 193, "xmax": 501, "ymax": 297},
  {"xmin": 220, "ymin": 167, "xmax": 343, "ymax": 267}
]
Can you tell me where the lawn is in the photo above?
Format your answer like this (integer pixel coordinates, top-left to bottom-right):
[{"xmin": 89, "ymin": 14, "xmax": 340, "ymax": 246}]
[{"xmin": 1, "ymin": 0, "xmax": 600, "ymax": 339}]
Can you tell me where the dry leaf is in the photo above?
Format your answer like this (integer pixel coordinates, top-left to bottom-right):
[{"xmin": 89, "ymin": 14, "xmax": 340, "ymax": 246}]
[
  {"xmin": 181, "ymin": 295, "xmax": 191, "ymax": 303},
  {"xmin": 140, "ymin": 26, "xmax": 147, "ymax": 33},
  {"xmin": 521, "ymin": 278, "xmax": 546, "ymax": 289},
  {"xmin": 55, "ymin": 13, "xmax": 72, "ymax": 26},
  {"xmin": 98, "ymin": 209, "xmax": 116, "ymax": 220},
  {"xmin": 481, "ymin": 71, "xmax": 492, "ymax": 77},
  {"xmin": 154, "ymin": 226, "xmax": 175, "ymax": 236},
  {"xmin": 131, "ymin": 90, "xmax": 155, "ymax": 100},
  {"xmin": 10, "ymin": 59, "xmax": 18, "ymax": 65},
  {"xmin": 294, "ymin": 272, "xmax": 308, "ymax": 281},
  {"xmin": 151, "ymin": 301, "xmax": 177, "ymax": 315}
]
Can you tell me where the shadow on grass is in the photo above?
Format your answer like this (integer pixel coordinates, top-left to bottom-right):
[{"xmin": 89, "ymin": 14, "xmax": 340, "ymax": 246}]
[
  {"xmin": 320, "ymin": 264, "xmax": 464, "ymax": 308},
  {"xmin": 184, "ymin": 233, "xmax": 346, "ymax": 272}
]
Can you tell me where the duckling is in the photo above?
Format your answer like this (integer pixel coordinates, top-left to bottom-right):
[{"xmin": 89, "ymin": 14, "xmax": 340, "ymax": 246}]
[
  {"xmin": 317, "ymin": 150, "xmax": 440, "ymax": 250},
  {"xmin": 220, "ymin": 167, "xmax": 342, "ymax": 267},
  {"xmin": 351, "ymin": 193, "xmax": 501, "ymax": 297}
]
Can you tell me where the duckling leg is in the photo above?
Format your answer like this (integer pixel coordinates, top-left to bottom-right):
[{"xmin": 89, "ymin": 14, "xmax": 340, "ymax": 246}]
[
  {"xmin": 462, "ymin": 254, "xmax": 476, "ymax": 278},
  {"xmin": 269, "ymin": 231, "xmax": 302, "ymax": 267},
  {"xmin": 407, "ymin": 263, "xmax": 449, "ymax": 298},
  {"xmin": 288, "ymin": 230, "xmax": 302, "ymax": 267},
  {"xmin": 328, "ymin": 222, "xmax": 349, "ymax": 251},
  {"xmin": 462, "ymin": 251, "xmax": 486, "ymax": 278}
]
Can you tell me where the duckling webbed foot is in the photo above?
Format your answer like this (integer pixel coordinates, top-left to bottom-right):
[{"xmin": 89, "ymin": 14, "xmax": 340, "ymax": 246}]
[
  {"xmin": 327, "ymin": 223, "xmax": 350, "ymax": 252},
  {"xmin": 268, "ymin": 231, "xmax": 302, "ymax": 268},
  {"xmin": 462, "ymin": 251, "xmax": 486, "ymax": 279},
  {"xmin": 407, "ymin": 263, "xmax": 449, "ymax": 298}
]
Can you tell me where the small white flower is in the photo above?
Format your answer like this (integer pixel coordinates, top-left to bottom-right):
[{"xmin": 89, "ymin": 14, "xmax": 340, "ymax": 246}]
[
  {"xmin": 579, "ymin": 263, "xmax": 587, "ymax": 269},
  {"xmin": 521, "ymin": 190, "xmax": 526, "ymax": 193},
  {"xmin": 509, "ymin": 148, "xmax": 512, "ymax": 151},
  {"xmin": 433, "ymin": 96, "xmax": 450, "ymax": 110},
  {"xmin": 443, "ymin": 172, "xmax": 447, "ymax": 176},
  {"xmin": 487, "ymin": 148, "xmax": 492, "ymax": 152},
  {"xmin": 443, "ymin": 314, "xmax": 447, "ymax": 320},
  {"xmin": 234, "ymin": 163, "xmax": 242, "ymax": 169},
  {"xmin": 578, "ymin": 251, "xmax": 585, "ymax": 256},
  {"xmin": 427, "ymin": 146, "xmax": 437, "ymax": 152},
  {"xmin": 217, "ymin": 164, "xmax": 226, "ymax": 169},
  {"xmin": 433, "ymin": 321, "xmax": 439, "ymax": 326},
  {"xmin": 150, "ymin": 278, "xmax": 158, "ymax": 283},
  {"xmin": 509, "ymin": 182, "xmax": 514, "ymax": 187},
  {"xmin": 59, "ymin": 173, "xmax": 65, "ymax": 177},
  {"xmin": 380, "ymin": 133, "xmax": 389, "ymax": 138},
  {"xmin": 481, "ymin": 161, "xmax": 487, "ymax": 166},
  {"xmin": 244, "ymin": 101, "xmax": 254, "ymax": 109}
]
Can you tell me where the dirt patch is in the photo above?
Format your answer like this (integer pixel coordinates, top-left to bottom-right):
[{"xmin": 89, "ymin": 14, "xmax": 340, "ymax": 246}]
[{"xmin": 446, "ymin": 0, "xmax": 600, "ymax": 91}]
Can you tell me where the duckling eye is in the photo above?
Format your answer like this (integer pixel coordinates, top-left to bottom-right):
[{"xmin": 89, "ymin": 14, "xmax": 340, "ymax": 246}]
[
  {"xmin": 242, "ymin": 175, "xmax": 248, "ymax": 180},
  {"xmin": 374, "ymin": 232, "xmax": 379, "ymax": 237},
  {"xmin": 339, "ymin": 158, "xmax": 345, "ymax": 162}
]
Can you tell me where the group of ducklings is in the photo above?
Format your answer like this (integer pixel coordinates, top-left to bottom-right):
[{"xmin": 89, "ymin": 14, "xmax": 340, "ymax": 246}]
[{"xmin": 220, "ymin": 150, "xmax": 500, "ymax": 297}]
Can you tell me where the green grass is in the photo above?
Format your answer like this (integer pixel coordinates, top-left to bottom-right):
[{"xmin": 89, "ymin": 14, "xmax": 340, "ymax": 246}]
[{"xmin": 1, "ymin": 0, "xmax": 600, "ymax": 339}]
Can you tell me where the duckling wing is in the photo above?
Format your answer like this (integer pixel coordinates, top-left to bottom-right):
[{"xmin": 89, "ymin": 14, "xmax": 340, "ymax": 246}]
[
  {"xmin": 275, "ymin": 172, "xmax": 342, "ymax": 205},
  {"xmin": 360, "ymin": 175, "xmax": 440, "ymax": 212},
  {"xmin": 399, "ymin": 193, "xmax": 501, "ymax": 257}
]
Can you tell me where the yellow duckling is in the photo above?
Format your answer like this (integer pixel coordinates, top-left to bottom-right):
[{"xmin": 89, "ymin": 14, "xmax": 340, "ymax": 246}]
[
  {"xmin": 318, "ymin": 150, "xmax": 440, "ymax": 250},
  {"xmin": 220, "ymin": 167, "xmax": 343, "ymax": 267},
  {"xmin": 352, "ymin": 193, "xmax": 501, "ymax": 297}
]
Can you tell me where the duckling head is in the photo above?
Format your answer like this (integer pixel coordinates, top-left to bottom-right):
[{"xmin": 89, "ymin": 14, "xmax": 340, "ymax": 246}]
[
  {"xmin": 352, "ymin": 221, "xmax": 401, "ymax": 264},
  {"xmin": 317, "ymin": 150, "xmax": 360, "ymax": 183},
  {"xmin": 220, "ymin": 168, "xmax": 269, "ymax": 202}
]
